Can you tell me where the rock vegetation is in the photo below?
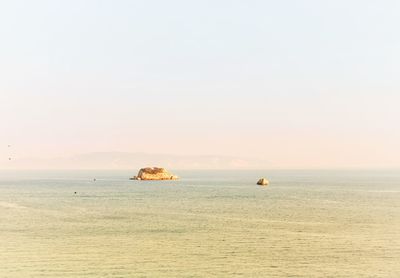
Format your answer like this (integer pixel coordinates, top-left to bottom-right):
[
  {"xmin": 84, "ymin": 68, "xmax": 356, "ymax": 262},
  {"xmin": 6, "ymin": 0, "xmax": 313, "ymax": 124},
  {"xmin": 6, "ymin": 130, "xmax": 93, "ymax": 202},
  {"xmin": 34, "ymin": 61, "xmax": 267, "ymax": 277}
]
[{"xmin": 131, "ymin": 167, "xmax": 179, "ymax": 180}]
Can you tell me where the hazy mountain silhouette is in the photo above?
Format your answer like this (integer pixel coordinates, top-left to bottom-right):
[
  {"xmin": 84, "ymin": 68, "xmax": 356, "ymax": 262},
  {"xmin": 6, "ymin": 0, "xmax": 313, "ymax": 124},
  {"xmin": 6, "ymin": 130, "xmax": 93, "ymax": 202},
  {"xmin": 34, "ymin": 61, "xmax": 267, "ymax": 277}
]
[{"xmin": 2, "ymin": 152, "xmax": 270, "ymax": 170}]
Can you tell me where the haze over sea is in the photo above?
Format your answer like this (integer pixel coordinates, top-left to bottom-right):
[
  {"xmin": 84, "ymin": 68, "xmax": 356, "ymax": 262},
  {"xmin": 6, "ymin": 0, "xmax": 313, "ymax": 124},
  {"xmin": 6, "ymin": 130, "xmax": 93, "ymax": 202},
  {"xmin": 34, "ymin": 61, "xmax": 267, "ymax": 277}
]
[{"xmin": 1, "ymin": 169, "xmax": 399, "ymax": 277}]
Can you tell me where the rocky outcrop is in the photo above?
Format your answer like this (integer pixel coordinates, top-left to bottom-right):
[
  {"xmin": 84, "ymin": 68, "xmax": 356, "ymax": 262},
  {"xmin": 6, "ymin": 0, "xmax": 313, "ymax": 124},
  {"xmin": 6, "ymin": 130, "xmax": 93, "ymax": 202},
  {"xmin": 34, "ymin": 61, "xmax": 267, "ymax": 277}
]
[
  {"xmin": 130, "ymin": 167, "xmax": 179, "ymax": 180},
  {"xmin": 257, "ymin": 178, "xmax": 269, "ymax": 186}
]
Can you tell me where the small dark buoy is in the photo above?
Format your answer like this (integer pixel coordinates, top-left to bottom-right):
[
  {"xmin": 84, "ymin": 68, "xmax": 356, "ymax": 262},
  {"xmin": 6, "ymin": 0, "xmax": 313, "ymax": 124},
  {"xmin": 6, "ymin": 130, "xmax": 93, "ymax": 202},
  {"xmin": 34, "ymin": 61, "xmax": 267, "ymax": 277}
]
[
  {"xmin": 93, "ymin": 178, "xmax": 96, "ymax": 181},
  {"xmin": 8, "ymin": 158, "xmax": 11, "ymax": 161},
  {"xmin": 74, "ymin": 192, "xmax": 77, "ymax": 194}
]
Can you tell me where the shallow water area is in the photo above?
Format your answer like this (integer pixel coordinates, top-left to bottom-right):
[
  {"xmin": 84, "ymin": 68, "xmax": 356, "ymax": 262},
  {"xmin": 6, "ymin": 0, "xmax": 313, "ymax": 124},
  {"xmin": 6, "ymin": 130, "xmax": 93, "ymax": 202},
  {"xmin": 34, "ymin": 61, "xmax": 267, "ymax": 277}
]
[{"xmin": 0, "ymin": 170, "xmax": 399, "ymax": 277}]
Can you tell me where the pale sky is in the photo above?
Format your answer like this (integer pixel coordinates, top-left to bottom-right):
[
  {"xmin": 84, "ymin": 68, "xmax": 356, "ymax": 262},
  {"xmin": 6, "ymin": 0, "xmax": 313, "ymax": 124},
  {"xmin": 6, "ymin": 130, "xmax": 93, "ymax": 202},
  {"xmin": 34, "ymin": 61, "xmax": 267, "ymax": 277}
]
[{"xmin": 1, "ymin": 0, "xmax": 400, "ymax": 169}]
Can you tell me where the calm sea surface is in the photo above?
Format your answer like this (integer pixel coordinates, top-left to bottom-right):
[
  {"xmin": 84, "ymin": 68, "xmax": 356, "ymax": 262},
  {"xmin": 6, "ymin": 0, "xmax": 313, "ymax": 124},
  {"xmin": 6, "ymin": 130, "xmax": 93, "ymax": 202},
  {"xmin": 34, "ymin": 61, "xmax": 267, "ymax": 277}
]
[{"xmin": 0, "ymin": 170, "xmax": 399, "ymax": 277}]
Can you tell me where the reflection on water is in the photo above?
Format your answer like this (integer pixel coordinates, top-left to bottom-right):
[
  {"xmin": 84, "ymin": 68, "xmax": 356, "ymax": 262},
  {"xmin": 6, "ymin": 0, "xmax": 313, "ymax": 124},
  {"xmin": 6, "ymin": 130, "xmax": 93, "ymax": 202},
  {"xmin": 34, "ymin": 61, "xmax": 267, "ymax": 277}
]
[{"xmin": 0, "ymin": 170, "xmax": 399, "ymax": 277}]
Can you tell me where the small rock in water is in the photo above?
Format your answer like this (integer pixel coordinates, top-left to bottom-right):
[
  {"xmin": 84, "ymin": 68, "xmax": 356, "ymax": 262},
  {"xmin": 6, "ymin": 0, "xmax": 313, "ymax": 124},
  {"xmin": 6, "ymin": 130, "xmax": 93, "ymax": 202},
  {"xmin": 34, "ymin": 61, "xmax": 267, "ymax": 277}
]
[
  {"xmin": 131, "ymin": 167, "xmax": 179, "ymax": 181},
  {"xmin": 257, "ymin": 178, "xmax": 269, "ymax": 186}
]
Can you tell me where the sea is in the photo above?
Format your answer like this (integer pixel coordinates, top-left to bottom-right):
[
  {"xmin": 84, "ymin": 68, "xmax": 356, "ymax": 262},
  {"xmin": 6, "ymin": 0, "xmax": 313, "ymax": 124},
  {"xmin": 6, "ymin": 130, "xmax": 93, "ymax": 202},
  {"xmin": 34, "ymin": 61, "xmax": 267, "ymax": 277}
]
[{"xmin": 0, "ymin": 170, "xmax": 399, "ymax": 277}]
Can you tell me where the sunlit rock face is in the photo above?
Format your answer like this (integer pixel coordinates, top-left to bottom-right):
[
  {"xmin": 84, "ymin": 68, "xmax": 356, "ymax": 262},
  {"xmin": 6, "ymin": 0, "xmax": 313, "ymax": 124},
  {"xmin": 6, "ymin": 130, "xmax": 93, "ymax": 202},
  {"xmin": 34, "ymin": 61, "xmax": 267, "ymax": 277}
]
[
  {"xmin": 131, "ymin": 167, "xmax": 179, "ymax": 180},
  {"xmin": 257, "ymin": 178, "xmax": 269, "ymax": 186}
]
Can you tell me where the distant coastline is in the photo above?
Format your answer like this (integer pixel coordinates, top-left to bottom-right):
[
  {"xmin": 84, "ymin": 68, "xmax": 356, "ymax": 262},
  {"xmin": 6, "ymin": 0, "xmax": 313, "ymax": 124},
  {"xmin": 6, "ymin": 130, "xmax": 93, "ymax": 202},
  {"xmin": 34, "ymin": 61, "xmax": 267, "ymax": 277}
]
[{"xmin": 1, "ymin": 152, "xmax": 270, "ymax": 170}]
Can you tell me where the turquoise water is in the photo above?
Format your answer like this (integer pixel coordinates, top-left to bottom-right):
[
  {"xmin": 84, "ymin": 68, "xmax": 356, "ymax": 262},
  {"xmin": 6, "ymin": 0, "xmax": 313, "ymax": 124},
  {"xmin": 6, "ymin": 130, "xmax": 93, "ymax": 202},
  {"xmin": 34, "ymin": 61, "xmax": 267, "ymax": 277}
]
[{"xmin": 0, "ymin": 170, "xmax": 399, "ymax": 277}]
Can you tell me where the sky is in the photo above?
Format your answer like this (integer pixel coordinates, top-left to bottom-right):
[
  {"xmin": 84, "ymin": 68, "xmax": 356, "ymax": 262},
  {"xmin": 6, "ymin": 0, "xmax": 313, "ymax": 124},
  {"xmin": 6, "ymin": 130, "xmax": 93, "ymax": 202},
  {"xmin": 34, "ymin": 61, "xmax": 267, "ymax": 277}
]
[{"xmin": 1, "ymin": 0, "xmax": 400, "ymax": 169}]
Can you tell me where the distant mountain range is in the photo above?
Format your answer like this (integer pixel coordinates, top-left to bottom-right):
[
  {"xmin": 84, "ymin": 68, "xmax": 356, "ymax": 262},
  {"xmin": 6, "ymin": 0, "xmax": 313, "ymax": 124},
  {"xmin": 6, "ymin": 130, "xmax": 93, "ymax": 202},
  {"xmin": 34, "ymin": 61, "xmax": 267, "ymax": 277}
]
[{"xmin": 1, "ymin": 152, "xmax": 270, "ymax": 170}]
